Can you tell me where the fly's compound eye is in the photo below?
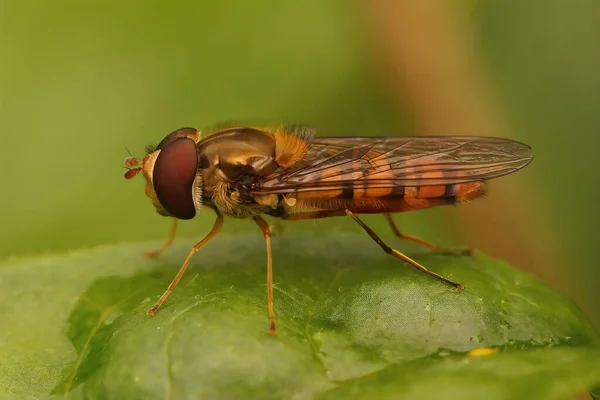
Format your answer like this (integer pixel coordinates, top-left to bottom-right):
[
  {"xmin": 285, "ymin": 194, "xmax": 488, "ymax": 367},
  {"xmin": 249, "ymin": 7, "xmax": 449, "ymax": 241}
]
[
  {"xmin": 156, "ymin": 127, "xmax": 198, "ymax": 150},
  {"xmin": 153, "ymin": 137, "xmax": 198, "ymax": 219}
]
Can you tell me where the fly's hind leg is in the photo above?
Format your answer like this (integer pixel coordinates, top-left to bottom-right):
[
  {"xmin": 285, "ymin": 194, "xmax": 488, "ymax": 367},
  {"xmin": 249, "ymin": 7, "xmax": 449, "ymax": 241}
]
[
  {"xmin": 352, "ymin": 211, "xmax": 464, "ymax": 291},
  {"xmin": 279, "ymin": 210, "xmax": 463, "ymax": 290},
  {"xmin": 146, "ymin": 219, "xmax": 179, "ymax": 257},
  {"xmin": 384, "ymin": 214, "xmax": 474, "ymax": 256}
]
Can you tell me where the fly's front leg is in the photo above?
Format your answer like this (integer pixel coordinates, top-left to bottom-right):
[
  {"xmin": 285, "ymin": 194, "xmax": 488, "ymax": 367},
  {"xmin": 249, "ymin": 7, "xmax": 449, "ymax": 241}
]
[
  {"xmin": 146, "ymin": 219, "xmax": 179, "ymax": 257},
  {"xmin": 147, "ymin": 215, "xmax": 224, "ymax": 316},
  {"xmin": 350, "ymin": 211, "xmax": 464, "ymax": 291},
  {"xmin": 254, "ymin": 216, "xmax": 277, "ymax": 335},
  {"xmin": 384, "ymin": 214, "xmax": 474, "ymax": 256}
]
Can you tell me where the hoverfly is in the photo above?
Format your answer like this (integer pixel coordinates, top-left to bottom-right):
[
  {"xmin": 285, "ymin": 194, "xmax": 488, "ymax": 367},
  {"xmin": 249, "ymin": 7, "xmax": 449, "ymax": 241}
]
[{"xmin": 124, "ymin": 125, "xmax": 532, "ymax": 335}]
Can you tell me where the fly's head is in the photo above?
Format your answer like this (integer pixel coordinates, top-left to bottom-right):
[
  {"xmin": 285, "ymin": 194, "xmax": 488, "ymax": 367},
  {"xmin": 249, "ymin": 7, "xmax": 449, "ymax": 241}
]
[{"xmin": 124, "ymin": 127, "xmax": 203, "ymax": 220}]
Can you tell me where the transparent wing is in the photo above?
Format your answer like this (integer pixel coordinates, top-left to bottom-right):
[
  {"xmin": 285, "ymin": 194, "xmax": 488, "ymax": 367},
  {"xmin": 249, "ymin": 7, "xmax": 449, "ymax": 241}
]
[{"xmin": 252, "ymin": 136, "xmax": 532, "ymax": 194}]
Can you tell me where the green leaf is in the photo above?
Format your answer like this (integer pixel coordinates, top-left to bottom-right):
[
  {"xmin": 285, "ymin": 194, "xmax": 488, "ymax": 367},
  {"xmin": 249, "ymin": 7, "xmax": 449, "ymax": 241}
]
[{"xmin": 1, "ymin": 233, "xmax": 599, "ymax": 399}]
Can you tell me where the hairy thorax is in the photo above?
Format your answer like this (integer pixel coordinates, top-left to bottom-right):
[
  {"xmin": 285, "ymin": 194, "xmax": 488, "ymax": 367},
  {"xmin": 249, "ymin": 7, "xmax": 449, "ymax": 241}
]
[
  {"xmin": 207, "ymin": 180, "xmax": 270, "ymax": 219},
  {"xmin": 194, "ymin": 126, "xmax": 309, "ymax": 219}
]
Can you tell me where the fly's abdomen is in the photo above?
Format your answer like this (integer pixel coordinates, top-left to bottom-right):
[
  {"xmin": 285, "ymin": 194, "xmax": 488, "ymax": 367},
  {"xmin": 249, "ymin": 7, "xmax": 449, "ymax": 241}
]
[
  {"xmin": 293, "ymin": 182, "xmax": 486, "ymax": 214},
  {"xmin": 293, "ymin": 182, "xmax": 486, "ymax": 202}
]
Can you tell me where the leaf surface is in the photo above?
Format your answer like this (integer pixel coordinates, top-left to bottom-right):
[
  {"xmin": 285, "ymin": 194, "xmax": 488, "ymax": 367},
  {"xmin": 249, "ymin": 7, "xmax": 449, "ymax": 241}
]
[{"xmin": 0, "ymin": 233, "xmax": 598, "ymax": 399}]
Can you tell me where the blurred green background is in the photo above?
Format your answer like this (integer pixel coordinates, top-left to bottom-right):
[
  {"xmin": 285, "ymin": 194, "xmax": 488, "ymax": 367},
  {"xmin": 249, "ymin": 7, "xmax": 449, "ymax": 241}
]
[{"xmin": 0, "ymin": 1, "xmax": 598, "ymax": 329}]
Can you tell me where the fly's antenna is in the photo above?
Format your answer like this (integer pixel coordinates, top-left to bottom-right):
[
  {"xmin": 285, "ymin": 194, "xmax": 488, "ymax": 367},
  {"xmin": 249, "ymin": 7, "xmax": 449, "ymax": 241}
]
[{"xmin": 123, "ymin": 144, "xmax": 143, "ymax": 179}]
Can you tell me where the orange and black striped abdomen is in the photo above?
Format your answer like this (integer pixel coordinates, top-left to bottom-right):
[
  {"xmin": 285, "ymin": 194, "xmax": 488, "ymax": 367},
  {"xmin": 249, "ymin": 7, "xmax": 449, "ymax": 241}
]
[
  {"xmin": 294, "ymin": 182, "xmax": 486, "ymax": 214},
  {"xmin": 292, "ymin": 148, "xmax": 487, "ymax": 213}
]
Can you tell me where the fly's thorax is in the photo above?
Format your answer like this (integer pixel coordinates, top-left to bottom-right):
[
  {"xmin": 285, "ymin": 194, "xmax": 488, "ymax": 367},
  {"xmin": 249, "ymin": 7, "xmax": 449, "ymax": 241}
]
[
  {"xmin": 196, "ymin": 128, "xmax": 278, "ymax": 178},
  {"xmin": 141, "ymin": 128, "xmax": 203, "ymax": 220},
  {"xmin": 194, "ymin": 126, "xmax": 311, "ymax": 179},
  {"xmin": 207, "ymin": 181, "xmax": 269, "ymax": 218},
  {"xmin": 194, "ymin": 128, "xmax": 278, "ymax": 218}
]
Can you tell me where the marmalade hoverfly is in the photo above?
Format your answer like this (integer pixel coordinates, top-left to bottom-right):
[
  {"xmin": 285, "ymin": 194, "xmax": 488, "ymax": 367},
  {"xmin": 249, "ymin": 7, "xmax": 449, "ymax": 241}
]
[{"xmin": 124, "ymin": 125, "xmax": 532, "ymax": 335}]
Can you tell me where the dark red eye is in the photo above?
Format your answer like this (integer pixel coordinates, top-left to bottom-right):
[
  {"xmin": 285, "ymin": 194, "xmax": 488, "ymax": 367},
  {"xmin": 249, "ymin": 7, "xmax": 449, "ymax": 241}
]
[
  {"xmin": 153, "ymin": 137, "xmax": 198, "ymax": 219},
  {"xmin": 156, "ymin": 127, "xmax": 197, "ymax": 150}
]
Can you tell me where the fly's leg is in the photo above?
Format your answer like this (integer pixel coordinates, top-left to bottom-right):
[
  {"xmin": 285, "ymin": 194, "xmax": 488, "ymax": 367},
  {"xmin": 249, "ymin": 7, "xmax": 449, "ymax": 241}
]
[
  {"xmin": 254, "ymin": 216, "xmax": 277, "ymax": 335},
  {"xmin": 350, "ymin": 211, "xmax": 464, "ymax": 291},
  {"xmin": 147, "ymin": 215, "xmax": 224, "ymax": 316},
  {"xmin": 384, "ymin": 214, "xmax": 474, "ymax": 256},
  {"xmin": 146, "ymin": 219, "xmax": 179, "ymax": 257},
  {"xmin": 280, "ymin": 210, "xmax": 464, "ymax": 289}
]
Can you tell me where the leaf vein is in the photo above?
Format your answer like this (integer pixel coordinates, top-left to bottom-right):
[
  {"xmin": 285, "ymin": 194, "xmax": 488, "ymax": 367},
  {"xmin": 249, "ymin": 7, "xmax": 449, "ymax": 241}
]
[{"xmin": 63, "ymin": 307, "xmax": 113, "ymax": 397}]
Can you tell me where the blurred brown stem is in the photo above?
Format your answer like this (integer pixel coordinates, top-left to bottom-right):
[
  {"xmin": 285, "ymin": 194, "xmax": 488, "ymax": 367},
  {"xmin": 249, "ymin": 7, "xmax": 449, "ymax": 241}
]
[{"xmin": 361, "ymin": 1, "xmax": 563, "ymax": 288}]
